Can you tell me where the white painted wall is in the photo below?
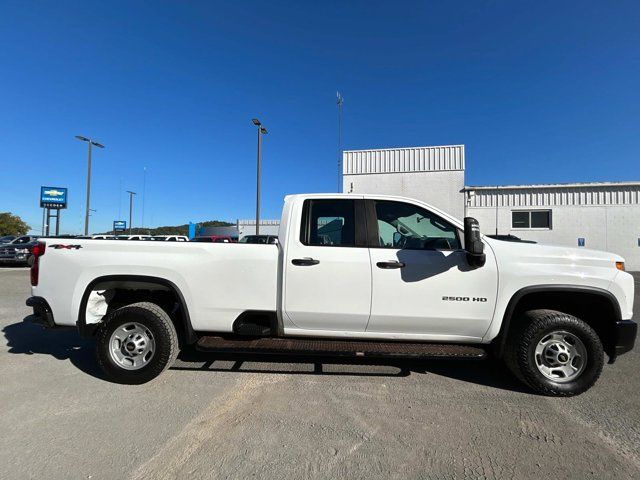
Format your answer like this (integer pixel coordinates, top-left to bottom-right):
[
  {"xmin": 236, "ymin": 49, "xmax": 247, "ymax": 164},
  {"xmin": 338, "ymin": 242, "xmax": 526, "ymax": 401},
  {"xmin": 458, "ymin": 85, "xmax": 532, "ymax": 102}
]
[{"xmin": 344, "ymin": 170, "xmax": 465, "ymax": 219}]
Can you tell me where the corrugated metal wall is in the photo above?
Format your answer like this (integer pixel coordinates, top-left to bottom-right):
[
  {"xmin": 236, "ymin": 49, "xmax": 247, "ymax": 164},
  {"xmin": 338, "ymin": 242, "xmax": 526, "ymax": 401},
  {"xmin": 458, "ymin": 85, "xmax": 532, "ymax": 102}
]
[
  {"xmin": 467, "ymin": 185, "xmax": 640, "ymax": 208},
  {"xmin": 343, "ymin": 145, "xmax": 465, "ymax": 175}
]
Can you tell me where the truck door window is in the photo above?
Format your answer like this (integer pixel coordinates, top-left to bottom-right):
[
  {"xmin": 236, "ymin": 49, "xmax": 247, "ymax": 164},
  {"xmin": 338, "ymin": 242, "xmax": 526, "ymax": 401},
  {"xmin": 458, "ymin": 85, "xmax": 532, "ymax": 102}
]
[
  {"xmin": 374, "ymin": 200, "xmax": 460, "ymax": 250},
  {"xmin": 301, "ymin": 199, "xmax": 355, "ymax": 247}
]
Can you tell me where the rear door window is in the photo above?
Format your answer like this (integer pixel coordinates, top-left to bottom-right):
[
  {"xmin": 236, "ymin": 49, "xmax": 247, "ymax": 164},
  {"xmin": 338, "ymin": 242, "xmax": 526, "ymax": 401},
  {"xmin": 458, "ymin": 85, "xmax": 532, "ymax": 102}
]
[{"xmin": 300, "ymin": 199, "xmax": 355, "ymax": 247}]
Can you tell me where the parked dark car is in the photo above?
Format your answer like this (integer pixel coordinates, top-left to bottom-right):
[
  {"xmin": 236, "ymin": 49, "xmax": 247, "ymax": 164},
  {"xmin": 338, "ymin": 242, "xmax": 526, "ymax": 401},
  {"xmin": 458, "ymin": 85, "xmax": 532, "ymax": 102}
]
[
  {"xmin": 0, "ymin": 235, "xmax": 40, "ymax": 266},
  {"xmin": 239, "ymin": 235, "xmax": 278, "ymax": 244}
]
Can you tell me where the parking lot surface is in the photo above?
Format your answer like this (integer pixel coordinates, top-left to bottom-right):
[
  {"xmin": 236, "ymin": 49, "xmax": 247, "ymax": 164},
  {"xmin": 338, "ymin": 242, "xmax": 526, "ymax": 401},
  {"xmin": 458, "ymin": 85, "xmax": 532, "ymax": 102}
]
[{"xmin": 1, "ymin": 268, "xmax": 639, "ymax": 479}]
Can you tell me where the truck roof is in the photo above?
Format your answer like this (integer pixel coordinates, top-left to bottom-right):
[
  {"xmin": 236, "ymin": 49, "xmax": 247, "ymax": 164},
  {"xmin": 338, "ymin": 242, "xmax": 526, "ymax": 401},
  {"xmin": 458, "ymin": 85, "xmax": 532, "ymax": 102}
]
[{"xmin": 283, "ymin": 193, "xmax": 462, "ymax": 228}]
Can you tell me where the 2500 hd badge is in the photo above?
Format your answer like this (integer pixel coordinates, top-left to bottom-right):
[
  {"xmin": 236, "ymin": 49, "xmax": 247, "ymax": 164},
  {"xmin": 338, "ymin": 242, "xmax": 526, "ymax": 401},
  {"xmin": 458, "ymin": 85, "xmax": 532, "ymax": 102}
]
[{"xmin": 442, "ymin": 296, "xmax": 488, "ymax": 302}]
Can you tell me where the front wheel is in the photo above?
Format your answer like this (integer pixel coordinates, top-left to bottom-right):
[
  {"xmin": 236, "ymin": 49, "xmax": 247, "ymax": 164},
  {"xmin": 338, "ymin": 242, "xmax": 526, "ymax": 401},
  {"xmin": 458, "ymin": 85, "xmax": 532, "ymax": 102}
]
[
  {"xmin": 505, "ymin": 309, "xmax": 604, "ymax": 396},
  {"xmin": 96, "ymin": 302, "xmax": 179, "ymax": 384}
]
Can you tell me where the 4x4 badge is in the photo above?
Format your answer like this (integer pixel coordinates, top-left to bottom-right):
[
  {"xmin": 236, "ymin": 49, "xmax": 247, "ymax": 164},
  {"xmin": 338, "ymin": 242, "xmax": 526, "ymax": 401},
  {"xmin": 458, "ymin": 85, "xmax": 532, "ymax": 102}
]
[{"xmin": 49, "ymin": 244, "xmax": 82, "ymax": 250}]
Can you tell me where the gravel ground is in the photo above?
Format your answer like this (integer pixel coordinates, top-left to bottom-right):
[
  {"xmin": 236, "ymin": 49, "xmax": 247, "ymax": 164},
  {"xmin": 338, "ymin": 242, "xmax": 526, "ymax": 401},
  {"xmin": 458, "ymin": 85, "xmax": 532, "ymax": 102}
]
[{"xmin": 1, "ymin": 268, "xmax": 638, "ymax": 479}]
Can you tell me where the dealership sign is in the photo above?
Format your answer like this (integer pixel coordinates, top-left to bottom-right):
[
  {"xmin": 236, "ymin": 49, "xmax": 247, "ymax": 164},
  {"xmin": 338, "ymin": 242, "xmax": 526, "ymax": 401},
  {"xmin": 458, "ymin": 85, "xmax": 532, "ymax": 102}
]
[
  {"xmin": 40, "ymin": 186, "xmax": 68, "ymax": 209},
  {"xmin": 113, "ymin": 220, "xmax": 127, "ymax": 232}
]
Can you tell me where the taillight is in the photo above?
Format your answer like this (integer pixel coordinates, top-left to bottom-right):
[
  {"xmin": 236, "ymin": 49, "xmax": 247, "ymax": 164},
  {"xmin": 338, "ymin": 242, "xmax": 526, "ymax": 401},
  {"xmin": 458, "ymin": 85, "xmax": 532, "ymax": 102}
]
[{"xmin": 30, "ymin": 241, "xmax": 46, "ymax": 286}]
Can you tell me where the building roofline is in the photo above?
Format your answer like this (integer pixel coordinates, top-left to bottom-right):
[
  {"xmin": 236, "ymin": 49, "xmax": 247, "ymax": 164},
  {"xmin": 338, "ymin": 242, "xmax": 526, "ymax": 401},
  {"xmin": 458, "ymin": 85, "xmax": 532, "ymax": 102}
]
[
  {"xmin": 343, "ymin": 144, "xmax": 464, "ymax": 153},
  {"xmin": 463, "ymin": 181, "xmax": 640, "ymax": 191}
]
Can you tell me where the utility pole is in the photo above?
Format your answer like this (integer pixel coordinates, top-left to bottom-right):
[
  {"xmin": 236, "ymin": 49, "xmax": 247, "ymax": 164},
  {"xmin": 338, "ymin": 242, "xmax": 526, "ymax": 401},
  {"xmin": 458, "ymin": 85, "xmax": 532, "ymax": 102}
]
[
  {"xmin": 337, "ymin": 91, "xmax": 344, "ymax": 193},
  {"xmin": 142, "ymin": 166, "xmax": 147, "ymax": 229},
  {"xmin": 126, "ymin": 191, "xmax": 136, "ymax": 235},
  {"xmin": 75, "ymin": 135, "xmax": 105, "ymax": 235},
  {"xmin": 251, "ymin": 119, "xmax": 267, "ymax": 235}
]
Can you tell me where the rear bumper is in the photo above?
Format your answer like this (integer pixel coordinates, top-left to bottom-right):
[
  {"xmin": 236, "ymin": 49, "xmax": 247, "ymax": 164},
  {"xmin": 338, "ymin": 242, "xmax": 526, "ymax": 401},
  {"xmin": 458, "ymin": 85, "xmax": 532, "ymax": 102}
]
[
  {"xmin": 25, "ymin": 296, "xmax": 56, "ymax": 328},
  {"xmin": 610, "ymin": 319, "xmax": 637, "ymax": 363},
  {"xmin": 0, "ymin": 256, "xmax": 28, "ymax": 264}
]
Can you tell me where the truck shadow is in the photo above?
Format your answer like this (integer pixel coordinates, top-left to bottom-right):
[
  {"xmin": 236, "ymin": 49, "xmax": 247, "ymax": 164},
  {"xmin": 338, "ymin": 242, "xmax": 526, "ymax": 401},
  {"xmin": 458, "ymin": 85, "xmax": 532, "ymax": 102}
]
[
  {"xmin": 175, "ymin": 347, "xmax": 531, "ymax": 393},
  {"xmin": 4, "ymin": 316, "xmax": 104, "ymax": 379},
  {"xmin": 4, "ymin": 318, "xmax": 530, "ymax": 393}
]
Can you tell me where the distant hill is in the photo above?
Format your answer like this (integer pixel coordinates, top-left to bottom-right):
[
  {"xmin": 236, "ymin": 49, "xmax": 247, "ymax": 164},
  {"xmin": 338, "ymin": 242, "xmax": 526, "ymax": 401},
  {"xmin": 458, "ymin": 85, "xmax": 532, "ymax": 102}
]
[{"xmin": 103, "ymin": 220, "xmax": 233, "ymax": 236}]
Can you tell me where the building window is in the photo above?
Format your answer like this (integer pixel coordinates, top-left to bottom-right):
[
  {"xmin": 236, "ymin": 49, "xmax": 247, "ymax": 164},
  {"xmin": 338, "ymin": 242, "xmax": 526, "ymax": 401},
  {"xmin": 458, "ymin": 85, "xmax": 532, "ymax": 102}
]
[{"xmin": 511, "ymin": 210, "xmax": 552, "ymax": 229}]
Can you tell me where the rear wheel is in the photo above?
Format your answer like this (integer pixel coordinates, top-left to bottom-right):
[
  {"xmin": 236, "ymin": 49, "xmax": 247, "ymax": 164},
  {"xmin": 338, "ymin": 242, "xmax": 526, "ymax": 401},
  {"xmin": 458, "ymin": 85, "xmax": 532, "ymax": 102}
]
[
  {"xmin": 96, "ymin": 302, "xmax": 179, "ymax": 384},
  {"xmin": 505, "ymin": 309, "xmax": 604, "ymax": 396}
]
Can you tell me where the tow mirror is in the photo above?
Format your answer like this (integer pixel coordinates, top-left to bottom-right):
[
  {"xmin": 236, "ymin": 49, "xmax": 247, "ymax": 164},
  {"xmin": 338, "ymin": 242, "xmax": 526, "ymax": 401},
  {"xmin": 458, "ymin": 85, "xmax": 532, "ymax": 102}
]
[{"xmin": 464, "ymin": 217, "xmax": 486, "ymax": 268}]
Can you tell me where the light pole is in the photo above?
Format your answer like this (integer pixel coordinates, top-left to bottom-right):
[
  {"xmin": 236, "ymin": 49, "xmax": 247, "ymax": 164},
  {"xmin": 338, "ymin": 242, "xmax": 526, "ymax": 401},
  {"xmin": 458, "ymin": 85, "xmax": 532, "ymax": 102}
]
[
  {"xmin": 126, "ymin": 191, "xmax": 136, "ymax": 235},
  {"xmin": 251, "ymin": 119, "xmax": 267, "ymax": 235},
  {"xmin": 75, "ymin": 135, "xmax": 105, "ymax": 235}
]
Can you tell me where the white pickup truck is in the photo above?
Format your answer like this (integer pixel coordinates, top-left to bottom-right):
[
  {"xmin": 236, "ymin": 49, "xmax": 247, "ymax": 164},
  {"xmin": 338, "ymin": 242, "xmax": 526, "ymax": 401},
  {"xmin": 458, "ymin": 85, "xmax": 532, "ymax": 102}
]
[{"xmin": 26, "ymin": 194, "xmax": 636, "ymax": 396}]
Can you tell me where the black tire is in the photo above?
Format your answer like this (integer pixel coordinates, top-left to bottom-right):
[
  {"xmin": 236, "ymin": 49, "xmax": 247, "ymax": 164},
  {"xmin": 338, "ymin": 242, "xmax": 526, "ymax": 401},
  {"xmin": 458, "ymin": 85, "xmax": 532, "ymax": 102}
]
[
  {"xmin": 504, "ymin": 309, "xmax": 604, "ymax": 397},
  {"xmin": 96, "ymin": 302, "xmax": 179, "ymax": 384}
]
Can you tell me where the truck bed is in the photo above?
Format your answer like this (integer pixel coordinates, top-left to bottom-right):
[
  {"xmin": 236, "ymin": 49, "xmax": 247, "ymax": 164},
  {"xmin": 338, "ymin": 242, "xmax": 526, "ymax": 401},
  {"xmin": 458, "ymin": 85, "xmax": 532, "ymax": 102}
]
[{"xmin": 35, "ymin": 240, "xmax": 279, "ymax": 330}]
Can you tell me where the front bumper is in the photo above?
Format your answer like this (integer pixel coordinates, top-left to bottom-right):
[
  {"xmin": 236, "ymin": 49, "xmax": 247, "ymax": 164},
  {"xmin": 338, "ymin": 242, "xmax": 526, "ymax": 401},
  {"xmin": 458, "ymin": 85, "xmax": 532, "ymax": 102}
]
[
  {"xmin": 609, "ymin": 319, "xmax": 637, "ymax": 363},
  {"xmin": 25, "ymin": 296, "xmax": 56, "ymax": 328}
]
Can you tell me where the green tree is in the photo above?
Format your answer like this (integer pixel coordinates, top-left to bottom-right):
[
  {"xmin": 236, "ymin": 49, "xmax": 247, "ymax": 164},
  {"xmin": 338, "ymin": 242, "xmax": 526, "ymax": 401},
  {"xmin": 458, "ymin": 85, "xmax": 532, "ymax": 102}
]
[{"xmin": 0, "ymin": 212, "xmax": 30, "ymax": 236}]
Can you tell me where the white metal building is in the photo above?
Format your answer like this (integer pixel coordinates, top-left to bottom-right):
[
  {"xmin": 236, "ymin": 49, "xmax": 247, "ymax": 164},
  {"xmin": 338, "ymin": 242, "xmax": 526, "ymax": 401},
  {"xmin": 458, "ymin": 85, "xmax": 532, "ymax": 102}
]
[
  {"xmin": 342, "ymin": 145, "xmax": 640, "ymax": 270},
  {"xmin": 465, "ymin": 182, "xmax": 640, "ymax": 269},
  {"xmin": 197, "ymin": 220, "xmax": 280, "ymax": 240},
  {"xmin": 343, "ymin": 145, "xmax": 466, "ymax": 219},
  {"xmin": 236, "ymin": 219, "xmax": 280, "ymax": 238}
]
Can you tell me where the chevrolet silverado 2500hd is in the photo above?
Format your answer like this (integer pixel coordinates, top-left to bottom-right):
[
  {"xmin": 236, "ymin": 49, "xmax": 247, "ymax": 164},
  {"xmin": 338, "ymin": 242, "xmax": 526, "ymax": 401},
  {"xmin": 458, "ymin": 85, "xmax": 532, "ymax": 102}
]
[{"xmin": 26, "ymin": 194, "xmax": 636, "ymax": 396}]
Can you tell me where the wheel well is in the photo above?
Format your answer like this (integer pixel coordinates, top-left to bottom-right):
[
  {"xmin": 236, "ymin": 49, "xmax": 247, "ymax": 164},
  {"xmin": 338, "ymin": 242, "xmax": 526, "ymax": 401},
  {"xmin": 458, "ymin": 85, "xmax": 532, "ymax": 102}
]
[
  {"xmin": 497, "ymin": 288, "xmax": 621, "ymax": 360},
  {"xmin": 78, "ymin": 276, "xmax": 197, "ymax": 345}
]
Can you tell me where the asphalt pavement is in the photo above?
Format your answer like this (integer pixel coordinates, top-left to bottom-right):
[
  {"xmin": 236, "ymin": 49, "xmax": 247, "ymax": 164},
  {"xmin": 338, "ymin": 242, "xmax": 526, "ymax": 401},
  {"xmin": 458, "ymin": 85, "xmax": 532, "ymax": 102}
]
[{"xmin": 1, "ymin": 268, "xmax": 639, "ymax": 479}]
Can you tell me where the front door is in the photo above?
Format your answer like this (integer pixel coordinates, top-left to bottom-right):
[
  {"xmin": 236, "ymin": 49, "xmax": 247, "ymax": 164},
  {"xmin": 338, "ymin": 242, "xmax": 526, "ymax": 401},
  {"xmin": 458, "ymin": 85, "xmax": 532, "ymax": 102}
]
[
  {"xmin": 283, "ymin": 198, "xmax": 372, "ymax": 332},
  {"xmin": 366, "ymin": 199, "xmax": 498, "ymax": 340}
]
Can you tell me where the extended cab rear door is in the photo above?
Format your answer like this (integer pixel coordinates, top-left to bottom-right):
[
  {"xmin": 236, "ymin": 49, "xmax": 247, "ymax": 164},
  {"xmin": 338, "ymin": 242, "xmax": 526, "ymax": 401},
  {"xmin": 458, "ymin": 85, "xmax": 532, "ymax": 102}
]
[{"xmin": 283, "ymin": 197, "xmax": 372, "ymax": 332}]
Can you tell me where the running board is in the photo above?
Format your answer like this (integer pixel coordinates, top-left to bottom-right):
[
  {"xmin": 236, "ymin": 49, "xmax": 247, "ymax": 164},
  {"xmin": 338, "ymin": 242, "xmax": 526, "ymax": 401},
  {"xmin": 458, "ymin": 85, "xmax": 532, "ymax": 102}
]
[{"xmin": 196, "ymin": 336, "xmax": 487, "ymax": 360}]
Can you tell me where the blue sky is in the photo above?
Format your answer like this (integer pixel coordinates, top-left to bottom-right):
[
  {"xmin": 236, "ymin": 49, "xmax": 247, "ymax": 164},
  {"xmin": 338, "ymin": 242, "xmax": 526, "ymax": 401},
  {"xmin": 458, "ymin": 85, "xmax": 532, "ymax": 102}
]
[{"xmin": 1, "ymin": 1, "xmax": 639, "ymax": 234}]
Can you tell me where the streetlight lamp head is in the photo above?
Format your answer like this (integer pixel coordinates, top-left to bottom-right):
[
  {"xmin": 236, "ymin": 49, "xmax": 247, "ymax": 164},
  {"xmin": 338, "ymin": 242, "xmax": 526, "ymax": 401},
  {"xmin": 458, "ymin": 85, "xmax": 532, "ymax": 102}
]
[
  {"xmin": 260, "ymin": 127, "xmax": 267, "ymax": 134},
  {"xmin": 252, "ymin": 118, "xmax": 261, "ymax": 126},
  {"xmin": 91, "ymin": 141, "xmax": 105, "ymax": 149},
  {"xmin": 126, "ymin": 191, "xmax": 137, "ymax": 195},
  {"xmin": 75, "ymin": 135, "xmax": 90, "ymax": 142}
]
